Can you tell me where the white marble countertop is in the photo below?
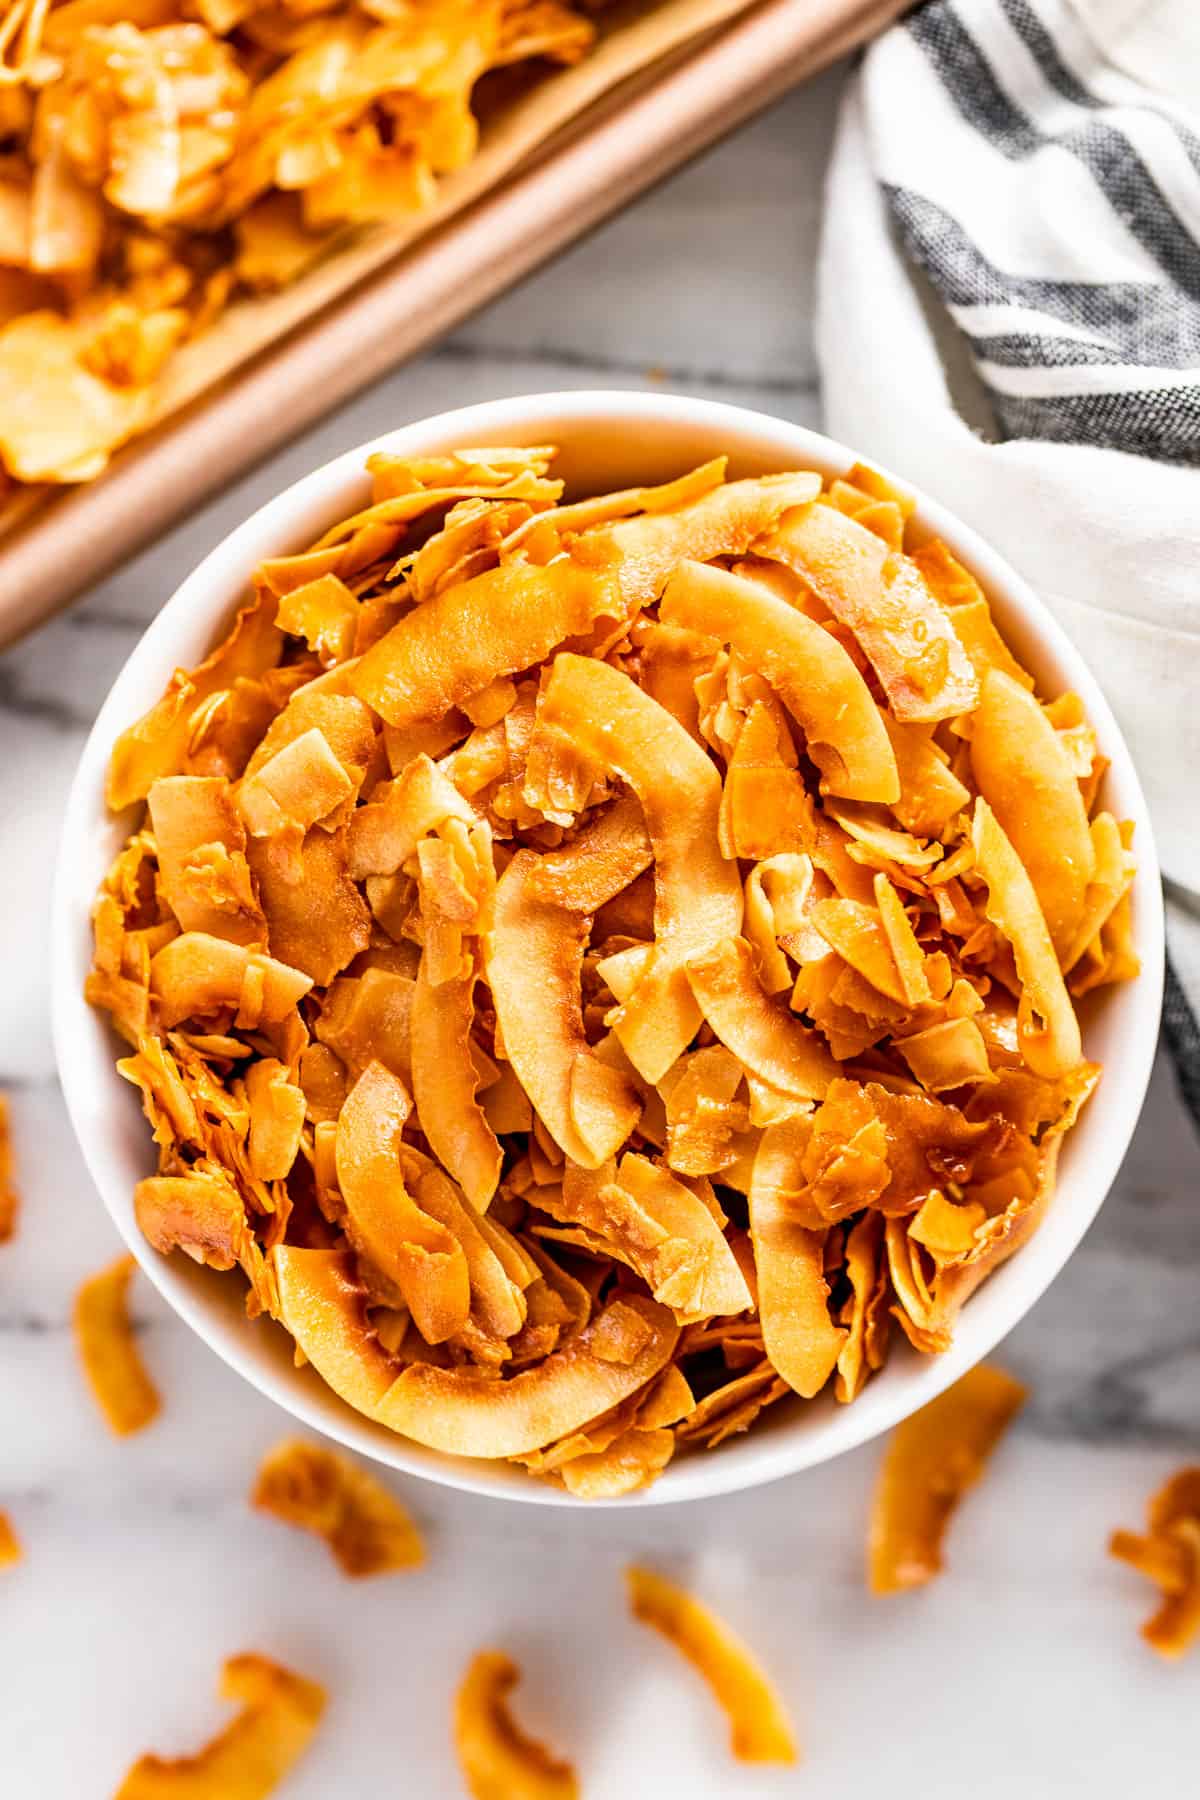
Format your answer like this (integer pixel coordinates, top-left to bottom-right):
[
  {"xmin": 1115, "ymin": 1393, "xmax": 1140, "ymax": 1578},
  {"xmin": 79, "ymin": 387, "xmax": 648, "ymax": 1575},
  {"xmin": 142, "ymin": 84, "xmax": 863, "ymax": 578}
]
[{"xmin": 3, "ymin": 64, "xmax": 1199, "ymax": 1797}]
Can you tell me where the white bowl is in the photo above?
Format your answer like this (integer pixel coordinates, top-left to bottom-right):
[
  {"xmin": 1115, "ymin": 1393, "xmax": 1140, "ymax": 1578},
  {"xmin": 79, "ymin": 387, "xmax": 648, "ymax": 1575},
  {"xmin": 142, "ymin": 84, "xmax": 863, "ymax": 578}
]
[{"xmin": 52, "ymin": 391, "xmax": 1164, "ymax": 1506}]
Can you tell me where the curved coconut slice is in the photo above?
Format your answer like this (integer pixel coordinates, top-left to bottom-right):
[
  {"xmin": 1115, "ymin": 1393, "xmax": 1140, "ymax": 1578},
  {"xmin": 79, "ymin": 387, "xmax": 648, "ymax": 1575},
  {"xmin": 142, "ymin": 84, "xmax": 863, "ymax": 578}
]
[
  {"xmin": 335, "ymin": 1061, "xmax": 470, "ymax": 1344},
  {"xmin": 374, "ymin": 1292, "xmax": 678, "ymax": 1457},
  {"xmin": 567, "ymin": 471, "xmax": 820, "ymax": 609},
  {"xmin": 107, "ymin": 585, "xmax": 283, "ymax": 810},
  {"xmin": 660, "ymin": 560, "xmax": 899, "ymax": 803},
  {"xmin": 541, "ymin": 1155, "xmax": 751, "ymax": 1322},
  {"xmin": 760, "ymin": 502, "xmax": 978, "ymax": 723},
  {"xmin": 410, "ymin": 951, "xmax": 502, "ymax": 1209},
  {"xmin": 970, "ymin": 669, "xmax": 1095, "ymax": 955},
  {"xmin": 150, "ymin": 933, "xmax": 311, "ymax": 1028},
  {"xmin": 526, "ymin": 793, "xmax": 652, "ymax": 912},
  {"xmin": 147, "ymin": 776, "xmax": 263, "ymax": 945},
  {"xmin": 273, "ymin": 1245, "xmax": 399, "ymax": 1418},
  {"xmin": 971, "ymin": 801, "xmax": 1082, "ymax": 1077},
  {"xmin": 535, "ymin": 654, "xmax": 742, "ymax": 1082},
  {"xmin": 686, "ymin": 937, "xmax": 836, "ymax": 1101},
  {"xmin": 454, "ymin": 1652, "xmax": 579, "ymax": 1800},
  {"xmin": 749, "ymin": 1142, "xmax": 846, "ymax": 1398},
  {"xmin": 350, "ymin": 560, "xmax": 619, "ymax": 728},
  {"xmin": 485, "ymin": 850, "xmax": 641, "ymax": 1168},
  {"xmin": 401, "ymin": 1148, "xmax": 527, "ymax": 1350}
]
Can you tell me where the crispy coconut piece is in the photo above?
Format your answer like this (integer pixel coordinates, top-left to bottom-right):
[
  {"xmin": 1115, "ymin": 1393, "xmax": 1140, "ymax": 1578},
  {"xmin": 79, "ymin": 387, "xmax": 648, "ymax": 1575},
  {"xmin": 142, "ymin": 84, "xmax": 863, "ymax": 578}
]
[
  {"xmin": 73, "ymin": 1253, "xmax": 161, "ymax": 1437},
  {"xmin": 567, "ymin": 470, "xmax": 820, "ymax": 608},
  {"xmin": 455, "ymin": 1651, "xmax": 579, "ymax": 1800},
  {"xmin": 868, "ymin": 1364, "xmax": 1027, "ymax": 1592},
  {"xmin": 749, "ymin": 1137, "xmax": 846, "ymax": 1398},
  {"xmin": 148, "ymin": 775, "xmax": 264, "ymax": 944},
  {"xmin": 539, "ymin": 1154, "xmax": 751, "ymax": 1322},
  {"xmin": 971, "ymin": 800, "xmax": 1082, "ymax": 1077},
  {"xmin": 760, "ymin": 501, "xmax": 978, "ymax": 721},
  {"xmin": 374, "ymin": 1293, "xmax": 678, "ymax": 1457},
  {"xmin": 686, "ymin": 937, "xmax": 836, "ymax": 1101},
  {"xmin": 273, "ymin": 1246, "xmax": 399, "ymax": 1419},
  {"xmin": 0, "ymin": 1510, "xmax": 20, "ymax": 1567},
  {"xmin": 970, "ymin": 670, "xmax": 1095, "ymax": 954},
  {"xmin": 626, "ymin": 1565, "xmax": 798, "ymax": 1764},
  {"xmin": 534, "ymin": 653, "xmax": 743, "ymax": 1082},
  {"xmin": 0, "ymin": 1092, "xmax": 17, "ymax": 1242},
  {"xmin": 108, "ymin": 587, "xmax": 284, "ymax": 810},
  {"xmin": 334, "ymin": 1060, "xmax": 470, "ymax": 1344},
  {"xmin": 410, "ymin": 951, "xmax": 502, "ymax": 1209},
  {"xmin": 252, "ymin": 1438, "xmax": 424, "ymax": 1576},
  {"xmin": 486, "ymin": 848, "xmax": 642, "ymax": 1167},
  {"xmin": 114, "ymin": 1652, "xmax": 325, "ymax": 1800},
  {"xmin": 1110, "ymin": 1468, "xmax": 1200, "ymax": 1660},
  {"xmin": 351, "ymin": 561, "xmax": 620, "ymax": 728},
  {"xmin": 660, "ymin": 559, "xmax": 899, "ymax": 802}
]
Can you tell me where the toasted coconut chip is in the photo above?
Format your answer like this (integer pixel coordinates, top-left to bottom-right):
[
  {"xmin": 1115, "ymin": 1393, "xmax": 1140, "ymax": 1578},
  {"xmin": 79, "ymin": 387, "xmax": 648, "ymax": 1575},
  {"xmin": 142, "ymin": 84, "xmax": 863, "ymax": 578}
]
[
  {"xmin": 880, "ymin": 712, "xmax": 971, "ymax": 838},
  {"xmin": 534, "ymin": 653, "xmax": 742, "ymax": 1082},
  {"xmin": 273, "ymin": 1246, "xmax": 399, "ymax": 1419},
  {"xmin": 718, "ymin": 696, "xmax": 816, "ymax": 863},
  {"xmin": 135, "ymin": 1163, "xmax": 276, "ymax": 1317},
  {"xmin": 243, "ymin": 690, "xmax": 376, "ymax": 791},
  {"xmin": 252, "ymin": 1438, "xmax": 424, "ymax": 1576},
  {"xmin": 626, "ymin": 1565, "xmax": 798, "ymax": 1764},
  {"xmin": 761, "ymin": 501, "xmax": 978, "ymax": 721},
  {"xmin": 686, "ymin": 936, "xmax": 836, "ymax": 1101},
  {"xmin": 749, "ymin": 1139, "xmax": 846, "ymax": 1398},
  {"xmin": 559, "ymin": 1425, "xmax": 677, "ymax": 1498},
  {"xmin": 743, "ymin": 854, "xmax": 814, "ymax": 994},
  {"xmin": 1109, "ymin": 1467, "xmax": 1200, "ymax": 1659},
  {"xmin": 971, "ymin": 800, "xmax": 1082, "ymax": 1077},
  {"xmin": 970, "ymin": 670, "xmax": 1095, "ymax": 954},
  {"xmin": 567, "ymin": 471, "xmax": 820, "ymax": 608},
  {"xmin": 346, "ymin": 751, "xmax": 475, "ymax": 879},
  {"xmin": 661, "ymin": 559, "xmax": 899, "ymax": 802},
  {"xmin": 810, "ymin": 898, "xmax": 910, "ymax": 1005},
  {"xmin": 659, "ymin": 1044, "xmax": 753, "ymax": 1178},
  {"xmin": 237, "ymin": 727, "xmax": 356, "ymax": 866},
  {"xmin": 1062, "ymin": 811, "xmax": 1138, "ymax": 976},
  {"xmin": 0, "ymin": 1092, "xmax": 17, "ymax": 1242},
  {"xmin": 107, "ymin": 588, "xmax": 283, "ymax": 811},
  {"xmin": 374, "ymin": 1293, "xmax": 678, "ymax": 1457},
  {"xmin": 673, "ymin": 1359, "xmax": 790, "ymax": 1448},
  {"xmin": 835, "ymin": 1212, "xmax": 890, "ymax": 1403},
  {"xmin": 525, "ymin": 792, "xmax": 652, "ymax": 911},
  {"xmin": 315, "ymin": 966, "xmax": 414, "ymax": 1085},
  {"xmin": 0, "ymin": 1509, "xmax": 19, "ymax": 1566},
  {"xmin": 114, "ymin": 1652, "xmax": 325, "ymax": 1800},
  {"xmin": 243, "ymin": 1058, "xmax": 305, "ymax": 1180},
  {"xmin": 486, "ymin": 848, "xmax": 641, "ymax": 1168},
  {"xmin": 147, "ymin": 775, "xmax": 264, "ymax": 944},
  {"xmin": 403, "ymin": 1148, "xmax": 529, "ymax": 1360},
  {"xmin": 868, "ymin": 1363, "xmax": 1027, "ymax": 1592},
  {"xmin": 274, "ymin": 572, "xmax": 359, "ymax": 667},
  {"xmin": 351, "ymin": 561, "xmax": 619, "ymax": 728},
  {"xmin": 455, "ymin": 1651, "xmax": 579, "ymax": 1800},
  {"xmin": 247, "ymin": 825, "xmax": 371, "ymax": 988},
  {"xmin": 411, "ymin": 951, "xmax": 502, "ymax": 1209},
  {"xmin": 150, "ymin": 932, "xmax": 312, "ymax": 1029},
  {"xmin": 896, "ymin": 1016, "xmax": 993, "ymax": 1091},
  {"xmin": 634, "ymin": 617, "xmax": 719, "ymax": 743},
  {"xmin": 335, "ymin": 1060, "xmax": 469, "ymax": 1345},
  {"xmin": 541, "ymin": 1154, "xmax": 751, "ymax": 1322},
  {"xmin": 73, "ymin": 1253, "xmax": 161, "ymax": 1437}
]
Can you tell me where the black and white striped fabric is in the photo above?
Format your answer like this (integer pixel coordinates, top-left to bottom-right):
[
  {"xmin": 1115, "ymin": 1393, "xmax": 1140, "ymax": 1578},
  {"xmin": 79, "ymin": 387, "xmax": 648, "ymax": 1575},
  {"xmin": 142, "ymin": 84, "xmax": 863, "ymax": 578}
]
[
  {"xmin": 816, "ymin": 0, "xmax": 1200, "ymax": 1129},
  {"xmin": 881, "ymin": 0, "xmax": 1200, "ymax": 461}
]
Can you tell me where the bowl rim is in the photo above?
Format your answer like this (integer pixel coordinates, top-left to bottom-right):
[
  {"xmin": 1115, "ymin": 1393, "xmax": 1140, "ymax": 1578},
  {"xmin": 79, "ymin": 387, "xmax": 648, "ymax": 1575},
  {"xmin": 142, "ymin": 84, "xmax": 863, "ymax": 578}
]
[{"xmin": 51, "ymin": 387, "xmax": 1165, "ymax": 1508}]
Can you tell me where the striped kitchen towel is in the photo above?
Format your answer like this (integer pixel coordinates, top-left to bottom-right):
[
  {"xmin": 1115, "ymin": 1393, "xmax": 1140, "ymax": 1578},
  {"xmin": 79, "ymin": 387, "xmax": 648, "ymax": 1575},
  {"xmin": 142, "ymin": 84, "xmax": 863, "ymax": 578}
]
[{"xmin": 817, "ymin": 0, "xmax": 1200, "ymax": 1128}]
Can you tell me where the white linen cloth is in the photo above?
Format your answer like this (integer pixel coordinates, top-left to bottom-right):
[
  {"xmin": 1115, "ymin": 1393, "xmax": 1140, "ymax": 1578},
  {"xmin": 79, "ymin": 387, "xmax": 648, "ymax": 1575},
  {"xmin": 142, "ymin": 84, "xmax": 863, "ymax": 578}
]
[{"xmin": 817, "ymin": 0, "xmax": 1200, "ymax": 1120}]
